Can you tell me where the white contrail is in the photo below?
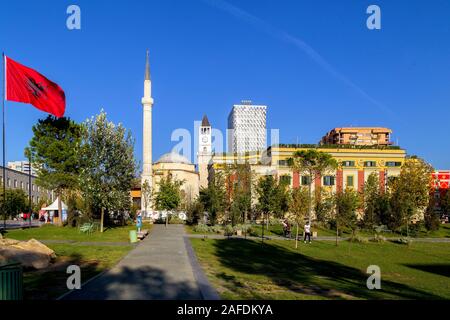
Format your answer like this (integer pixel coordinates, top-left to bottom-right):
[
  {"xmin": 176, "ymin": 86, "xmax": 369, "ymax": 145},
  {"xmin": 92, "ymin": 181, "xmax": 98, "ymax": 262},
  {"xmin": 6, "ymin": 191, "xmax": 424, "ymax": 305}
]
[{"xmin": 202, "ymin": 0, "xmax": 393, "ymax": 116}]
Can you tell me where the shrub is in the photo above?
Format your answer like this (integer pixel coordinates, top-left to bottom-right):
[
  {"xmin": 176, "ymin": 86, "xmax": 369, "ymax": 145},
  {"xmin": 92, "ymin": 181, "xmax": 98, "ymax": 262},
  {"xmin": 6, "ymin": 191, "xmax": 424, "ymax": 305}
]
[
  {"xmin": 392, "ymin": 237, "xmax": 413, "ymax": 245},
  {"xmin": 193, "ymin": 224, "xmax": 209, "ymax": 233},
  {"xmin": 210, "ymin": 225, "xmax": 223, "ymax": 234},
  {"xmin": 370, "ymin": 234, "xmax": 387, "ymax": 243},
  {"xmin": 169, "ymin": 215, "xmax": 185, "ymax": 224},
  {"xmin": 224, "ymin": 225, "xmax": 234, "ymax": 237},
  {"xmin": 348, "ymin": 235, "xmax": 369, "ymax": 243},
  {"xmin": 269, "ymin": 217, "xmax": 281, "ymax": 226}
]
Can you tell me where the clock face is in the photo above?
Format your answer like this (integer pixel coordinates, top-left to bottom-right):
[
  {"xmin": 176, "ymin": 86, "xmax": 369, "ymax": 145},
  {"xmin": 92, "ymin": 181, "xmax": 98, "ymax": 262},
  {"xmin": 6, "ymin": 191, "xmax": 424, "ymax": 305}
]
[{"xmin": 202, "ymin": 136, "xmax": 209, "ymax": 143}]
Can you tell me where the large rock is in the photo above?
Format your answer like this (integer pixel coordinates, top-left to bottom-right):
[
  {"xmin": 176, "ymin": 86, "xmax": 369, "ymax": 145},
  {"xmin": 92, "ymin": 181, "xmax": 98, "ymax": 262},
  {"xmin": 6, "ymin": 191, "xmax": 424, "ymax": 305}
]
[
  {"xmin": 0, "ymin": 239, "xmax": 20, "ymax": 246},
  {"xmin": 0, "ymin": 238, "xmax": 56, "ymax": 269}
]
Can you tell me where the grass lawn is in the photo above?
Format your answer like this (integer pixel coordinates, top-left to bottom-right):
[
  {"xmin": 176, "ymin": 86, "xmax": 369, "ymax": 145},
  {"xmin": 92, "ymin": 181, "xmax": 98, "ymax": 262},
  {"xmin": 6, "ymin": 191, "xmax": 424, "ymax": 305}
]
[
  {"xmin": 4, "ymin": 222, "xmax": 152, "ymax": 242},
  {"xmin": 23, "ymin": 244, "xmax": 132, "ymax": 300},
  {"xmin": 191, "ymin": 238, "xmax": 450, "ymax": 300},
  {"xmin": 187, "ymin": 223, "xmax": 450, "ymax": 239},
  {"xmin": 2, "ymin": 223, "xmax": 151, "ymax": 299}
]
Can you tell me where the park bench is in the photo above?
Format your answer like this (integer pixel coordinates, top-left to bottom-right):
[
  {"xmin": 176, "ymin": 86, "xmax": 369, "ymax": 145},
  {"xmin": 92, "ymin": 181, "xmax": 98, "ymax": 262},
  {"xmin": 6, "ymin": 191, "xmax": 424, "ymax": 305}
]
[
  {"xmin": 79, "ymin": 223, "xmax": 94, "ymax": 234},
  {"xmin": 137, "ymin": 229, "xmax": 149, "ymax": 240}
]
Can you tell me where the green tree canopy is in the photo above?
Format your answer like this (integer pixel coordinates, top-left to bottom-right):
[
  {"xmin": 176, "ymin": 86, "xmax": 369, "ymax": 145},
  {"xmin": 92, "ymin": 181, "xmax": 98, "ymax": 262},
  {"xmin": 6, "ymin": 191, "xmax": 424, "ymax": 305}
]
[
  {"xmin": 1, "ymin": 189, "xmax": 28, "ymax": 218},
  {"xmin": 199, "ymin": 171, "xmax": 226, "ymax": 225},
  {"xmin": 79, "ymin": 111, "xmax": 136, "ymax": 229},
  {"xmin": 334, "ymin": 188, "xmax": 361, "ymax": 242},
  {"xmin": 389, "ymin": 157, "xmax": 433, "ymax": 235},
  {"xmin": 154, "ymin": 174, "xmax": 184, "ymax": 226},
  {"xmin": 26, "ymin": 115, "xmax": 83, "ymax": 225},
  {"xmin": 289, "ymin": 149, "xmax": 338, "ymax": 224}
]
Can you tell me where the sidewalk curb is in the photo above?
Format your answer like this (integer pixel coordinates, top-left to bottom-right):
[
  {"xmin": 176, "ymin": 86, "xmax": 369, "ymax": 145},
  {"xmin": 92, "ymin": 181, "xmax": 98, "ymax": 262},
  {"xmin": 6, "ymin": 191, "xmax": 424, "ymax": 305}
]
[{"xmin": 184, "ymin": 236, "xmax": 221, "ymax": 300}]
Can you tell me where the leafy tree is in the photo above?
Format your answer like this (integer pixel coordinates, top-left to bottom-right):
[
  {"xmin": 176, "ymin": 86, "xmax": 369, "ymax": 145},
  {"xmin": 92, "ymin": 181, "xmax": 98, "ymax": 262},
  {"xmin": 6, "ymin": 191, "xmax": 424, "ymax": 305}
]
[
  {"xmin": 389, "ymin": 157, "xmax": 433, "ymax": 237},
  {"xmin": 154, "ymin": 174, "xmax": 184, "ymax": 227},
  {"xmin": 199, "ymin": 171, "xmax": 226, "ymax": 225},
  {"xmin": 227, "ymin": 164, "xmax": 253, "ymax": 226},
  {"xmin": 288, "ymin": 187, "xmax": 309, "ymax": 249},
  {"xmin": 256, "ymin": 175, "xmax": 288, "ymax": 241},
  {"xmin": 334, "ymin": 188, "xmax": 361, "ymax": 245},
  {"xmin": 362, "ymin": 172, "xmax": 381, "ymax": 231},
  {"xmin": 186, "ymin": 199, "xmax": 204, "ymax": 225},
  {"xmin": 424, "ymin": 195, "xmax": 440, "ymax": 231},
  {"xmin": 79, "ymin": 111, "xmax": 136, "ymax": 232},
  {"xmin": 1, "ymin": 189, "xmax": 28, "ymax": 218},
  {"xmin": 313, "ymin": 188, "xmax": 334, "ymax": 224},
  {"xmin": 26, "ymin": 116, "xmax": 82, "ymax": 225},
  {"xmin": 289, "ymin": 150, "xmax": 338, "ymax": 224}
]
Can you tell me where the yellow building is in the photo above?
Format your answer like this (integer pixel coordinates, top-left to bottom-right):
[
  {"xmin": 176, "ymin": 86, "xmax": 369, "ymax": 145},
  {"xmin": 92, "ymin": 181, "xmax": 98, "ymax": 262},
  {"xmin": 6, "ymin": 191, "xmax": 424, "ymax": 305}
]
[{"xmin": 210, "ymin": 145, "xmax": 406, "ymax": 195}]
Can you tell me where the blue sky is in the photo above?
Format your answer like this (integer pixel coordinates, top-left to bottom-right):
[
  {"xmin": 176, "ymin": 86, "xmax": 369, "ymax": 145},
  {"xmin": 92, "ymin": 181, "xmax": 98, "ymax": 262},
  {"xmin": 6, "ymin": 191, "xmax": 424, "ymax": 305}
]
[{"xmin": 1, "ymin": 0, "xmax": 450, "ymax": 170}]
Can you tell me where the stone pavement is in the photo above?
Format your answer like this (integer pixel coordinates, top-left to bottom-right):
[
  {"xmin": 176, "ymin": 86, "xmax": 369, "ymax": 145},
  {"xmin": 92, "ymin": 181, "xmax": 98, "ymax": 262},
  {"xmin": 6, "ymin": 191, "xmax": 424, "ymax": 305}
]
[{"xmin": 62, "ymin": 224, "xmax": 219, "ymax": 300}]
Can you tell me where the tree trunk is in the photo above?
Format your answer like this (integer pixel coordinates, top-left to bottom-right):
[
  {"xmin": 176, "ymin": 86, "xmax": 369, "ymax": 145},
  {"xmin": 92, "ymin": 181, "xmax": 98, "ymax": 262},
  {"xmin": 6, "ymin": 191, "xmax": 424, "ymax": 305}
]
[
  {"xmin": 266, "ymin": 212, "xmax": 269, "ymax": 231},
  {"xmin": 57, "ymin": 195, "xmax": 63, "ymax": 226},
  {"xmin": 261, "ymin": 213, "xmax": 264, "ymax": 244},
  {"xmin": 166, "ymin": 211, "xmax": 169, "ymax": 228},
  {"xmin": 100, "ymin": 207, "xmax": 104, "ymax": 233},
  {"xmin": 336, "ymin": 222, "xmax": 339, "ymax": 246},
  {"xmin": 406, "ymin": 220, "xmax": 409, "ymax": 239},
  {"xmin": 308, "ymin": 179, "xmax": 312, "ymax": 225},
  {"xmin": 295, "ymin": 223, "xmax": 299, "ymax": 249}
]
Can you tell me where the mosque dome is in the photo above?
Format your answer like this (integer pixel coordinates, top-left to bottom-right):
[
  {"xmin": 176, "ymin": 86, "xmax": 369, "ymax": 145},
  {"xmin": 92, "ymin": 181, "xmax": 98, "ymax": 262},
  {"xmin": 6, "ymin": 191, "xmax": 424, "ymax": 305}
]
[{"xmin": 155, "ymin": 152, "xmax": 192, "ymax": 165}]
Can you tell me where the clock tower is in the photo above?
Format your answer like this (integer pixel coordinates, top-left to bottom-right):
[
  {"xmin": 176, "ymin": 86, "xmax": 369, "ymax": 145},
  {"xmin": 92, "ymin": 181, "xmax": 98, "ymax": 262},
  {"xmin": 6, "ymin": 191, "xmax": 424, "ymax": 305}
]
[{"xmin": 198, "ymin": 115, "xmax": 212, "ymax": 189}]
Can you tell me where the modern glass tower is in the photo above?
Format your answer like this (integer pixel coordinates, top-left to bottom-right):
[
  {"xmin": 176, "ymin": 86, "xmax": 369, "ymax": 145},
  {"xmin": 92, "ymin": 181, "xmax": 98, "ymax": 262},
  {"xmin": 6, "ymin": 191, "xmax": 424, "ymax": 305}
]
[{"xmin": 227, "ymin": 100, "xmax": 267, "ymax": 154}]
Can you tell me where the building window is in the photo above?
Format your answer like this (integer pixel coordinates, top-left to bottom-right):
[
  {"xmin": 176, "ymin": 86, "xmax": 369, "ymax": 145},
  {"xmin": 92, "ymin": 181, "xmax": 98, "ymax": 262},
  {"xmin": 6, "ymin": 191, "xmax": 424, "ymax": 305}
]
[
  {"xmin": 386, "ymin": 162, "xmax": 402, "ymax": 167},
  {"xmin": 323, "ymin": 176, "xmax": 335, "ymax": 186},
  {"xmin": 32, "ymin": 184, "xmax": 35, "ymax": 191},
  {"xmin": 7, "ymin": 178, "xmax": 10, "ymax": 187},
  {"xmin": 364, "ymin": 161, "xmax": 377, "ymax": 167},
  {"xmin": 301, "ymin": 176, "xmax": 311, "ymax": 186},
  {"xmin": 342, "ymin": 161, "xmax": 355, "ymax": 167},
  {"xmin": 280, "ymin": 175, "xmax": 291, "ymax": 186},
  {"xmin": 346, "ymin": 176, "xmax": 354, "ymax": 187},
  {"xmin": 21, "ymin": 181, "xmax": 24, "ymax": 189},
  {"xmin": 14, "ymin": 180, "xmax": 17, "ymax": 188},
  {"xmin": 278, "ymin": 160, "xmax": 289, "ymax": 166}
]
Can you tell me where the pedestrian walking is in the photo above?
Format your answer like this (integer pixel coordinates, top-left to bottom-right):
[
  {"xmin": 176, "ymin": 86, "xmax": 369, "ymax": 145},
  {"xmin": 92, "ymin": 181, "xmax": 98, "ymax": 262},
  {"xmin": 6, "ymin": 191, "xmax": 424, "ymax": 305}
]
[{"xmin": 304, "ymin": 223, "xmax": 312, "ymax": 243}]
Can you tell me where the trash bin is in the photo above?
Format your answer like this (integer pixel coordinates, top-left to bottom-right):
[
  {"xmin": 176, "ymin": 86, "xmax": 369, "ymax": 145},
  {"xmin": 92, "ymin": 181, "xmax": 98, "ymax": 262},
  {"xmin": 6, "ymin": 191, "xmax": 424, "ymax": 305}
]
[
  {"xmin": 129, "ymin": 230, "xmax": 138, "ymax": 243},
  {"xmin": 0, "ymin": 263, "xmax": 23, "ymax": 300}
]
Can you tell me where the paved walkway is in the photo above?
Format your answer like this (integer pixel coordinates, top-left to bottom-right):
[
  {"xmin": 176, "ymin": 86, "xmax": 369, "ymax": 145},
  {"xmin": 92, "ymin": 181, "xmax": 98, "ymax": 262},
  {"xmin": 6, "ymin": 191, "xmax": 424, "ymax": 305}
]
[{"xmin": 62, "ymin": 224, "xmax": 219, "ymax": 300}]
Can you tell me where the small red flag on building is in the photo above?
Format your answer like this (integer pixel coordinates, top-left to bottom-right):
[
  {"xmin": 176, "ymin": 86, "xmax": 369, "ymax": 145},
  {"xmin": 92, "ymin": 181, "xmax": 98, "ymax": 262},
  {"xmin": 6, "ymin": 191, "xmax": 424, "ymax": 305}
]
[{"xmin": 5, "ymin": 55, "xmax": 65, "ymax": 117}]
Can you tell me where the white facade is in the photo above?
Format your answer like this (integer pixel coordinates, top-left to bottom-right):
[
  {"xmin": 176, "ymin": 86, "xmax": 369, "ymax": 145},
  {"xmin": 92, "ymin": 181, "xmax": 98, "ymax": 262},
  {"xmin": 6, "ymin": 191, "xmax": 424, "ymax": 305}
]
[
  {"xmin": 141, "ymin": 50, "xmax": 154, "ymax": 213},
  {"xmin": 8, "ymin": 161, "xmax": 37, "ymax": 176},
  {"xmin": 227, "ymin": 101, "xmax": 267, "ymax": 154}
]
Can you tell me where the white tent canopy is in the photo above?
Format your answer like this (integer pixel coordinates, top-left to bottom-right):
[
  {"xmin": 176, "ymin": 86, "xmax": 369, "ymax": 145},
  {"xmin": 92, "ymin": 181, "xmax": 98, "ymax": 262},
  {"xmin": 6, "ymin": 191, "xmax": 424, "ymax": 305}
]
[{"xmin": 41, "ymin": 198, "xmax": 68, "ymax": 211}]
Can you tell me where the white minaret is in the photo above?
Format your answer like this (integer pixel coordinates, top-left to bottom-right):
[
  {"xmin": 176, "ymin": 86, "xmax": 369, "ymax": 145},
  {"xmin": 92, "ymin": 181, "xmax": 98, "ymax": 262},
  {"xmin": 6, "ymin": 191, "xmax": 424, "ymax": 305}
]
[{"xmin": 141, "ymin": 50, "xmax": 154, "ymax": 213}]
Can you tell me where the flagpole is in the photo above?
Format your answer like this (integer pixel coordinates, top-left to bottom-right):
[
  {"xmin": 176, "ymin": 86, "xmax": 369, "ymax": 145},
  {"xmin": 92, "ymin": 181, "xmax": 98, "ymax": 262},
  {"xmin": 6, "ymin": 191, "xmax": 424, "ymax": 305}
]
[{"xmin": 2, "ymin": 52, "xmax": 6, "ymax": 230}]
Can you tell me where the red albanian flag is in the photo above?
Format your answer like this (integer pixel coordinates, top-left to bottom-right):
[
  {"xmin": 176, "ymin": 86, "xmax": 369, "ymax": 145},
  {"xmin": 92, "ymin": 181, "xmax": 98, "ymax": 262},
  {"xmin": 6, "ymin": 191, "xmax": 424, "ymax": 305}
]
[{"xmin": 5, "ymin": 56, "xmax": 65, "ymax": 117}]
